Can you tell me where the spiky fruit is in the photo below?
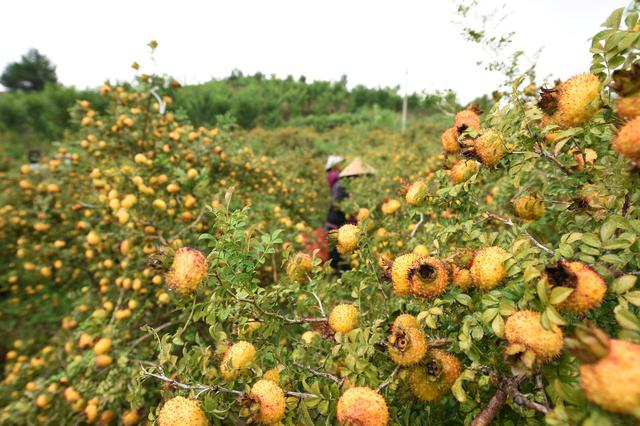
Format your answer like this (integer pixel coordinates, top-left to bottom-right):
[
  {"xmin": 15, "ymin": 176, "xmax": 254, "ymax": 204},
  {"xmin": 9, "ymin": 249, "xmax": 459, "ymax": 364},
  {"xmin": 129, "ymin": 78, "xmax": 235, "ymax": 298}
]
[
  {"xmin": 441, "ymin": 127, "xmax": 460, "ymax": 153},
  {"xmin": 286, "ymin": 252, "xmax": 313, "ymax": 283},
  {"xmin": 613, "ymin": 116, "xmax": 640, "ymax": 161},
  {"xmin": 392, "ymin": 314, "xmax": 419, "ymax": 330},
  {"xmin": 504, "ymin": 310, "xmax": 563, "ymax": 362},
  {"xmin": 328, "ymin": 304, "xmax": 359, "ymax": 334},
  {"xmin": 513, "ymin": 195, "xmax": 545, "ymax": 220},
  {"xmin": 454, "ymin": 109, "xmax": 481, "ymax": 134},
  {"xmin": 336, "ymin": 387, "xmax": 389, "ymax": 426},
  {"xmin": 450, "ymin": 264, "xmax": 472, "ymax": 291},
  {"xmin": 412, "ymin": 244, "xmax": 429, "ymax": 257},
  {"xmin": 157, "ymin": 396, "xmax": 208, "ymax": 426},
  {"xmin": 409, "ymin": 257, "xmax": 449, "ymax": 299},
  {"xmin": 407, "ymin": 349, "xmax": 462, "ymax": 402},
  {"xmin": 544, "ymin": 260, "xmax": 606, "ymax": 312},
  {"xmin": 405, "ymin": 180, "xmax": 428, "ymax": 206},
  {"xmin": 470, "ymin": 246, "xmax": 508, "ymax": 291},
  {"xmin": 475, "ymin": 130, "xmax": 506, "ymax": 167},
  {"xmin": 336, "ymin": 224, "xmax": 359, "ymax": 254},
  {"xmin": 388, "ymin": 326, "xmax": 427, "ymax": 366},
  {"xmin": 220, "ymin": 341, "xmax": 256, "ymax": 381},
  {"xmin": 262, "ymin": 368, "xmax": 280, "ymax": 383},
  {"xmin": 390, "ymin": 253, "xmax": 419, "ymax": 295},
  {"xmin": 248, "ymin": 380, "xmax": 286, "ymax": 425},
  {"xmin": 381, "ymin": 199, "xmax": 401, "ymax": 215},
  {"xmin": 555, "ymin": 73, "xmax": 601, "ymax": 128},
  {"xmin": 616, "ymin": 94, "xmax": 640, "ymax": 120},
  {"xmin": 449, "ymin": 160, "xmax": 480, "ymax": 184},
  {"xmin": 166, "ymin": 247, "xmax": 208, "ymax": 295}
]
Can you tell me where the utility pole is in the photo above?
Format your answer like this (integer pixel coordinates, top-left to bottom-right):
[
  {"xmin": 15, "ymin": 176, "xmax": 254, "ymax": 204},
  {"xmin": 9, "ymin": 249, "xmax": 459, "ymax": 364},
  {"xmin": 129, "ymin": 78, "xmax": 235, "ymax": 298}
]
[{"xmin": 401, "ymin": 68, "xmax": 408, "ymax": 133}]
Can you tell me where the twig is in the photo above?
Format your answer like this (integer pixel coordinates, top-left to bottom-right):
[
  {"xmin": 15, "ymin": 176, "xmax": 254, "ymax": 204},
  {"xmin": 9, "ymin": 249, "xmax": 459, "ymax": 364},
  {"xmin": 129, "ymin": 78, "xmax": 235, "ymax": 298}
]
[
  {"xmin": 169, "ymin": 208, "xmax": 207, "ymax": 242},
  {"xmin": 535, "ymin": 148, "xmax": 571, "ymax": 176},
  {"xmin": 293, "ymin": 362, "xmax": 344, "ymax": 386},
  {"xmin": 377, "ymin": 366, "xmax": 400, "ymax": 391},
  {"xmin": 410, "ymin": 213, "xmax": 425, "ymax": 239},
  {"xmin": 485, "ymin": 213, "xmax": 555, "ymax": 255},
  {"xmin": 428, "ymin": 338, "xmax": 452, "ymax": 348},
  {"xmin": 271, "ymin": 253, "xmax": 278, "ymax": 283},
  {"xmin": 311, "ymin": 291, "xmax": 326, "ymax": 317},
  {"xmin": 108, "ymin": 288, "xmax": 126, "ymax": 326},
  {"xmin": 142, "ymin": 365, "xmax": 243, "ymax": 396},
  {"xmin": 512, "ymin": 390, "xmax": 550, "ymax": 414},
  {"xmin": 129, "ymin": 320, "xmax": 181, "ymax": 349}
]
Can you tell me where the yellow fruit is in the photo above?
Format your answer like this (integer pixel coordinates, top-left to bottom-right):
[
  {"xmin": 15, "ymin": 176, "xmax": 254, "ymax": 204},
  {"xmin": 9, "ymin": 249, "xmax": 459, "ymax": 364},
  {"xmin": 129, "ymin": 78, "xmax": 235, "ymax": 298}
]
[
  {"xmin": 220, "ymin": 341, "xmax": 256, "ymax": 380},
  {"xmin": 412, "ymin": 244, "xmax": 429, "ymax": 257},
  {"xmin": 616, "ymin": 94, "xmax": 640, "ymax": 120},
  {"xmin": 470, "ymin": 247, "xmax": 509, "ymax": 291},
  {"xmin": 248, "ymin": 379, "xmax": 286, "ymax": 424},
  {"xmin": 286, "ymin": 252, "xmax": 313, "ymax": 283},
  {"xmin": 336, "ymin": 387, "xmax": 389, "ymax": 426},
  {"xmin": 450, "ymin": 265, "xmax": 472, "ymax": 291},
  {"xmin": 301, "ymin": 330, "xmax": 319, "ymax": 345},
  {"xmin": 441, "ymin": 127, "xmax": 460, "ymax": 153},
  {"xmin": 93, "ymin": 338, "xmax": 112, "ymax": 355},
  {"xmin": 613, "ymin": 116, "xmax": 640, "ymax": 161},
  {"xmin": 157, "ymin": 396, "xmax": 208, "ymax": 426},
  {"xmin": 392, "ymin": 314, "xmax": 419, "ymax": 330},
  {"xmin": 85, "ymin": 403, "xmax": 99, "ymax": 423},
  {"xmin": 36, "ymin": 394, "xmax": 50, "ymax": 409},
  {"xmin": 79, "ymin": 333, "xmax": 94, "ymax": 349},
  {"xmin": 121, "ymin": 410, "xmax": 140, "ymax": 426},
  {"xmin": 388, "ymin": 326, "xmax": 427, "ymax": 366},
  {"xmin": 409, "ymin": 257, "xmax": 449, "ymax": 299},
  {"xmin": 95, "ymin": 355, "xmax": 113, "ymax": 368},
  {"xmin": 86, "ymin": 231, "xmax": 101, "ymax": 245},
  {"xmin": 166, "ymin": 247, "xmax": 208, "ymax": 295},
  {"xmin": 544, "ymin": 260, "xmax": 606, "ymax": 312},
  {"xmin": 381, "ymin": 199, "xmax": 401, "ymax": 215},
  {"xmin": 505, "ymin": 310, "xmax": 563, "ymax": 362},
  {"xmin": 405, "ymin": 180, "xmax": 428, "ymax": 206},
  {"xmin": 262, "ymin": 368, "xmax": 280, "ymax": 383},
  {"xmin": 554, "ymin": 73, "xmax": 601, "ymax": 128},
  {"xmin": 356, "ymin": 207, "xmax": 370, "ymax": 222},
  {"xmin": 98, "ymin": 410, "xmax": 114, "ymax": 425},
  {"xmin": 513, "ymin": 195, "xmax": 545, "ymax": 220},
  {"xmin": 407, "ymin": 349, "xmax": 462, "ymax": 402},
  {"xmin": 337, "ymin": 224, "xmax": 359, "ymax": 254},
  {"xmin": 328, "ymin": 304, "xmax": 359, "ymax": 334},
  {"xmin": 474, "ymin": 129, "xmax": 506, "ymax": 167},
  {"xmin": 449, "ymin": 160, "xmax": 480, "ymax": 184},
  {"xmin": 390, "ymin": 253, "xmax": 418, "ymax": 295},
  {"xmin": 579, "ymin": 339, "xmax": 640, "ymax": 418},
  {"xmin": 454, "ymin": 109, "xmax": 481, "ymax": 134}
]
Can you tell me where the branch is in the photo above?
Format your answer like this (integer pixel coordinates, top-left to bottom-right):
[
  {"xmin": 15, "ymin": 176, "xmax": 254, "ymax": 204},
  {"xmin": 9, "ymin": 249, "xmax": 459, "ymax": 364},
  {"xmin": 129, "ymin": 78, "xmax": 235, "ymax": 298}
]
[
  {"xmin": 130, "ymin": 320, "xmax": 181, "ymax": 348},
  {"xmin": 485, "ymin": 213, "xmax": 555, "ymax": 255},
  {"xmin": 512, "ymin": 390, "xmax": 550, "ymax": 414},
  {"xmin": 535, "ymin": 147, "xmax": 571, "ymax": 176},
  {"xmin": 142, "ymin": 365, "xmax": 243, "ymax": 397},
  {"xmin": 410, "ymin": 213, "xmax": 425, "ymax": 239},
  {"xmin": 377, "ymin": 366, "xmax": 400, "ymax": 391},
  {"xmin": 428, "ymin": 338, "xmax": 452, "ymax": 348},
  {"xmin": 311, "ymin": 291, "xmax": 326, "ymax": 318},
  {"xmin": 293, "ymin": 362, "xmax": 344, "ymax": 386},
  {"xmin": 471, "ymin": 388, "xmax": 508, "ymax": 426}
]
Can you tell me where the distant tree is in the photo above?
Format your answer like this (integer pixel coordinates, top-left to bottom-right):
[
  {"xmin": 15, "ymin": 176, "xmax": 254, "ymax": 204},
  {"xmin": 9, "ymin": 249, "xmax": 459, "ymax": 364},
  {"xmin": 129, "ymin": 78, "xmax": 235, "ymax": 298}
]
[{"xmin": 1, "ymin": 49, "xmax": 58, "ymax": 92}]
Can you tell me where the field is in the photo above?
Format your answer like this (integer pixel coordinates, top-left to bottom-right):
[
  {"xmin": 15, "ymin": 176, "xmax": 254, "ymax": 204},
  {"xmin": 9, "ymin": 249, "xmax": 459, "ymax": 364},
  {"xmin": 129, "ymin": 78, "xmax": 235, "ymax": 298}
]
[{"xmin": 1, "ymin": 4, "xmax": 640, "ymax": 426}]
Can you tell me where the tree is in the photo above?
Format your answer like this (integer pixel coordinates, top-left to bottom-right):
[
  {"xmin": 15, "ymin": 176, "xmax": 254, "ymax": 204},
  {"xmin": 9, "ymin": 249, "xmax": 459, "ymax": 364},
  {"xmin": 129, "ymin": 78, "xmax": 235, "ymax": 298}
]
[{"xmin": 0, "ymin": 49, "xmax": 58, "ymax": 92}]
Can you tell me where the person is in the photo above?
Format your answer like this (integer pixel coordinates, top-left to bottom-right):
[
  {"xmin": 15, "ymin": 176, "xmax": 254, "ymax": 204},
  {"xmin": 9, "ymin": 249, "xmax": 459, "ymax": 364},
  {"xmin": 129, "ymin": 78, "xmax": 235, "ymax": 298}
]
[{"xmin": 325, "ymin": 157, "xmax": 376, "ymax": 271}]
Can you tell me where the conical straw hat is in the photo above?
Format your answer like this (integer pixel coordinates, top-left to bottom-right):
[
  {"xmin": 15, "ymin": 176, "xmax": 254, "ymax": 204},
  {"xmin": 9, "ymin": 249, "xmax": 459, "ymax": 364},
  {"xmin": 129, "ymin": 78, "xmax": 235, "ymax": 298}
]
[{"xmin": 339, "ymin": 157, "xmax": 376, "ymax": 177}]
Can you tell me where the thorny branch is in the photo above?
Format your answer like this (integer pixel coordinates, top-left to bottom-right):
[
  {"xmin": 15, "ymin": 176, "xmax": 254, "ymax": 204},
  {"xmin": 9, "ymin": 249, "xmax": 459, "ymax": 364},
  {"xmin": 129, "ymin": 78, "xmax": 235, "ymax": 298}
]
[{"xmin": 485, "ymin": 213, "xmax": 555, "ymax": 255}]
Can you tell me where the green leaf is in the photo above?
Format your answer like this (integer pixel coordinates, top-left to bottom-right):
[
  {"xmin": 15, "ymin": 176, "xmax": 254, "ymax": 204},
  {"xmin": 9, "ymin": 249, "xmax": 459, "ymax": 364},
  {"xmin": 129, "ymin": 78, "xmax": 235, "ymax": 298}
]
[
  {"xmin": 455, "ymin": 294, "xmax": 472, "ymax": 306},
  {"xmin": 601, "ymin": 8, "xmax": 624, "ymax": 30},
  {"xmin": 482, "ymin": 308, "xmax": 499, "ymax": 324},
  {"xmin": 612, "ymin": 275, "xmax": 637, "ymax": 294},
  {"xmin": 626, "ymin": 12, "xmax": 639, "ymax": 29},
  {"xmin": 581, "ymin": 233, "xmax": 601, "ymax": 248},
  {"xmin": 537, "ymin": 280, "xmax": 549, "ymax": 305},
  {"xmin": 545, "ymin": 305, "xmax": 567, "ymax": 325},
  {"xmin": 550, "ymin": 287, "xmax": 574, "ymax": 305},
  {"xmin": 625, "ymin": 291, "xmax": 640, "ymax": 306},
  {"xmin": 600, "ymin": 219, "xmax": 619, "ymax": 242},
  {"xmin": 492, "ymin": 314, "xmax": 504, "ymax": 338},
  {"xmin": 614, "ymin": 305, "xmax": 640, "ymax": 331}
]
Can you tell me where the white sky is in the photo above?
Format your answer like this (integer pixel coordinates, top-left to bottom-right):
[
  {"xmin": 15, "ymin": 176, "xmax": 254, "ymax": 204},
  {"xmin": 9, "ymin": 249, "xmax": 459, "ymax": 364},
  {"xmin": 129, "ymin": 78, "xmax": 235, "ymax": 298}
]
[{"xmin": 0, "ymin": 0, "xmax": 625, "ymax": 103}]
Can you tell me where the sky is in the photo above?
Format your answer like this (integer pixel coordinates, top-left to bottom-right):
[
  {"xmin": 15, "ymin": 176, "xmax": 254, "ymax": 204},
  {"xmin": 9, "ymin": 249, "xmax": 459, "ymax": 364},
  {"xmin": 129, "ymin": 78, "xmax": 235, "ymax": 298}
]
[{"xmin": 0, "ymin": 0, "xmax": 626, "ymax": 103}]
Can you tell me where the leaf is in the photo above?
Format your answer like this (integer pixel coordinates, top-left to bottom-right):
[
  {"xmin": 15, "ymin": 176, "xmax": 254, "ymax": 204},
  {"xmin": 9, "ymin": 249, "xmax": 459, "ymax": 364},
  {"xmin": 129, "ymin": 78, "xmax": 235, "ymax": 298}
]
[
  {"xmin": 455, "ymin": 294, "xmax": 472, "ymax": 306},
  {"xmin": 602, "ymin": 8, "xmax": 624, "ymax": 30},
  {"xmin": 492, "ymin": 314, "xmax": 504, "ymax": 338},
  {"xmin": 537, "ymin": 280, "xmax": 549, "ymax": 305},
  {"xmin": 612, "ymin": 275, "xmax": 637, "ymax": 294},
  {"xmin": 550, "ymin": 287, "xmax": 574, "ymax": 305},
  {"xmin": 600, "ymin": 219, "xmax": 619, "ymax": 242},
  {"xmin": 625, "ymin": 291, "xmax": 640, "ymax": 306},
  {"xmin": 545, "ymin": 305, "xmax": 567, "ymax": 325},
  {"xmin": 580, "ymin": 233, "xmax": 601, "ymax": 248},
  {"xmin": 482, "ymin": 308, "xmax": 499, "ymax": 324},
  {"xmin": 614, "ymin": 305, "xmax": 640, "ymax": 331}
]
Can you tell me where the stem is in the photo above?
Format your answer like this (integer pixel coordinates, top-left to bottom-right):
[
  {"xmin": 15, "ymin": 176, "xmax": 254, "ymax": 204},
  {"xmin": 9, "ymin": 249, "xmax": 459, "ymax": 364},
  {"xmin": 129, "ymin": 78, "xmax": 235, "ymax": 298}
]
[
  {"xmin": 485, "ymin": 213, "xmax": 555, "ymax": 255},
  {"xmin": 293, "ymin": 362, "xmax": 344, "ymax": 386},
  {"xmin": 410, "ymin": 213, "xmax": 425, "ymax": 239},
  {"xmin": 142, "ymin": 365, "xmax": 243, "ymax": 396},
  {"xmin": 129, "ymin": 320, "xmax": 181, "ymax": 349},
  {"xmin": 377, "ymin": 366, "xmax": 400, "ymax": 391}
]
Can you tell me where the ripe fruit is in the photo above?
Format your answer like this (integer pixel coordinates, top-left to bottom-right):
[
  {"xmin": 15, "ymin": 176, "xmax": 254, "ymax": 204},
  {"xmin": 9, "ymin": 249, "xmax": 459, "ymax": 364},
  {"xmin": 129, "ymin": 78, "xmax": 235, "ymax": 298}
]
[
  {"xmin": 407, "ymin": 349, "xmax": 462, "ymax": 401},
  {"xmin": 336, "ymin": 387, "xmax": 389, "ymax": 426},
  {"xmin": 474, "ymin": 129, "xmax": 506, "ymax": 167},
  {"xmin": 262, "ymin": 368, "xmax": 280, "ymax": 383},
  {"xmin": 93, "ymin": 338, "xmax": 112, "ymax": 355},
  {"xmin": 504, "ymin": 310, "xmax": 563, "ymax": 362},
  {"xmin": 157, "ymin": 396, "xmax": 208, "ymax": 426},
  {"xmin": 470, "ymin": 246, "xmax": 509, "ymax": 291},
  {"xmin": 454, "ymin": 109, "xmax": 481, "ymax": 134},
  {"xmin": 388, "ymin": 326, "xmax": 427, "ymax": 366},
  {"xmin": 612, "ymin": 116, "xmax": 640, "ymax": 162},
  {"xmin": 616, "ymin": 94, "xmax": 640, "ymax": 120},
  {"xmin": 441, "ymin": 127, "xmax": 460, "ymax": 153},
  {"xmin": 405, "ymin": 180, "xmax": 429, "ymax": 206},
  {"xmin": 450, "ymin": 264, "xmax": 472, "ymax": 291},
  {"xmin": 95, "ymin": 354, "xmax": 113, "ymax": 368},
  {"xmin": 166, "ymin": 247, "xmax": 208, "ymax": 295},
  {"xmin": 247, "ymin": 379, "xmax": 286, "ymax": 424},
  {"xmin": 336, "ymin": 224, "xmax": 359, "ymax": 254},
  {"xmin": 555, "ymin": 73, "xmax": 601, "ymax": 128},
  {"xmin": 390, "ymin": 253, "xmax": 419, "ymax": 295},
  {"xmin": 513, "ymin": 195, "xmax": 545, "ymax": 220},
  {"xmin": 121, "ymin": 410, "xmax": 140, "ymax": 426},
  {"xmin": 412, "ymin": 244, "xmax": 429, "ymax": 257},
  {"xmin": 449, "ymin": 159, "xmax": 480, "ymax": 184},
  {"xmin": 381, "ymin": 199, "xmax": 401, "ymax": 215},
  {"xmin": 392, "ymin": 314, "xmax": 419, "ymax": 330},
  {"xmin": 286, "ymin": 252, "xmax": 313, "ymax": 283},
  {"xmin": 328, "ymin": 304, "xmax": 359, "ymax": 334},
  {"xmin": 220, "ymin": 341, "xmax": 256, "ymax": 381},
  {"xmin": 544, "ymin": 260, "xmax": 606, "ymax": 312},
  {"xmin": 409, "ymin": 257, "xmax": 449, "ymax": 299}
]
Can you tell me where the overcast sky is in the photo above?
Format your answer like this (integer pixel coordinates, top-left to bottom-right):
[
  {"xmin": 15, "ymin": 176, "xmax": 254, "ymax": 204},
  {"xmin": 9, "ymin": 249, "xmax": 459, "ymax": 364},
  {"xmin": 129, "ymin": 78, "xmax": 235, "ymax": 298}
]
[{"xmin": 0, "ymin": 0, "xmax": 625, "ymax": 102}]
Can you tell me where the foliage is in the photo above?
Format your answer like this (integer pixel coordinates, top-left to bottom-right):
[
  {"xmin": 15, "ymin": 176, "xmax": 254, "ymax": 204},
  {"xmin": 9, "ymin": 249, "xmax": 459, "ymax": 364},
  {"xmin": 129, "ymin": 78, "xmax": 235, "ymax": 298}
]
[{"xmin": 1, "ymin": 49, "xmax": 58, "ymax": 92}]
